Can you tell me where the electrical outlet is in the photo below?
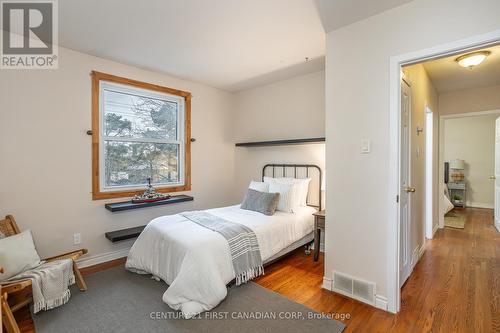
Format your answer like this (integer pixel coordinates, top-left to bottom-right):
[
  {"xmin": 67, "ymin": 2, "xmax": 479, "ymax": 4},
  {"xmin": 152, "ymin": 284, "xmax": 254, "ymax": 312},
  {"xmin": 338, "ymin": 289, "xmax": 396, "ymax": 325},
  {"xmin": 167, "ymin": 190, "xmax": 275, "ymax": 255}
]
[{"xmin": 73, "ymin": 233, "xmax": 82, "ymax": 245}]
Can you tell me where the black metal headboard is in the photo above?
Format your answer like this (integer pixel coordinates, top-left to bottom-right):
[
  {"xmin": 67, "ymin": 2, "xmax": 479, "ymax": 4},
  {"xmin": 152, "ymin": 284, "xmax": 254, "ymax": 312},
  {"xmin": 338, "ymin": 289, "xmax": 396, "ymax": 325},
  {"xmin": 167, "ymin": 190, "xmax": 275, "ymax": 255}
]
[{"xmin": 262, "ymin": 164, "xmax": 323, "ymax": 210}]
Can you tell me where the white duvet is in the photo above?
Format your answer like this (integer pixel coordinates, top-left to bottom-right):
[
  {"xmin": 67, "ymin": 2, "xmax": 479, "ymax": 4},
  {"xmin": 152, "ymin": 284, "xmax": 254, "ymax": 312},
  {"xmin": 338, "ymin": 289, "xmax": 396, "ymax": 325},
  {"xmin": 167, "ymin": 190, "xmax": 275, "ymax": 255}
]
[{"xmin": 125, "ymin": 205, "xmax": 315, "ymax": 318}]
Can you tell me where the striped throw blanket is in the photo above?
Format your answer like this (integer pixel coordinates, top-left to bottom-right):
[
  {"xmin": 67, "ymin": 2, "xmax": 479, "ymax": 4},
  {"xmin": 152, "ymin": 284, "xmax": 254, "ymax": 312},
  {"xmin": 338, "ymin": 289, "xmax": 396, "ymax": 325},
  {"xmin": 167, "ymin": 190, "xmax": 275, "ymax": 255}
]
[{"xmin": 181, "ymin": 211, "xmax": 264, "ymax": 285}]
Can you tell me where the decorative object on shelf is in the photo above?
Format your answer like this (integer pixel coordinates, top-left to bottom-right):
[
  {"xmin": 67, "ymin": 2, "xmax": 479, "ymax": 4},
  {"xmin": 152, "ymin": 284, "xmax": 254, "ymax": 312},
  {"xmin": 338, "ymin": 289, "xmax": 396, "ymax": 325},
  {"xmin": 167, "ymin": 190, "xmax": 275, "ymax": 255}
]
[
  {"xmin": 132, "ymin": 178, "xmax": 171, "ymax": 204},
  {"xmin": 450, "ymin": 159, "xmax": 465, "ymax": 182},
  {"xmin": 105, "ymin": 195, "xmax": 194, "ymax": 212}
]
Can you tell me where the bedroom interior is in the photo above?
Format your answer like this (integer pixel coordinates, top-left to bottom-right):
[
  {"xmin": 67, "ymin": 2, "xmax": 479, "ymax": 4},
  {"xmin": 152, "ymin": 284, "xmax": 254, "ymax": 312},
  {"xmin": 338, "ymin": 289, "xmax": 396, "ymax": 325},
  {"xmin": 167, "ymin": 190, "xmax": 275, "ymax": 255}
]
[{"xmin": 1, "ymin": 1, "xmax": 500, "ymax": 332}]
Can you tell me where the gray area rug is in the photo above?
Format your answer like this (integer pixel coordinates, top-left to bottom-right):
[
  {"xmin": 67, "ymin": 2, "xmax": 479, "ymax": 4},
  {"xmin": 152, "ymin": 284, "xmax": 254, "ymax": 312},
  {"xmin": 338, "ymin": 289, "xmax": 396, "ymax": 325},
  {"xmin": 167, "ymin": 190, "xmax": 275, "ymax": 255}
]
[{"xmin": 33, "ymin": 266, "xmax": 345, "ymax": 333}]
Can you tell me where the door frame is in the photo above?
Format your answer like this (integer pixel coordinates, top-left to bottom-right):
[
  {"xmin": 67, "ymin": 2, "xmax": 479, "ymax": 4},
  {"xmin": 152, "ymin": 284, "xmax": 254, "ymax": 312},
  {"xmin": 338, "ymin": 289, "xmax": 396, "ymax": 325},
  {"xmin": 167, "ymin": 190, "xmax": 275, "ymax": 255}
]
[
  {"xmin": 387, "ymin": 29, "xmax": 500, "ymax": 313},
  {"xmin": 425, "ymin": 106, "xmax": 434, "ymax": 240},
  {"xmin": 438, "ymin": 109, "xmax": 500, "ymax": 228}
]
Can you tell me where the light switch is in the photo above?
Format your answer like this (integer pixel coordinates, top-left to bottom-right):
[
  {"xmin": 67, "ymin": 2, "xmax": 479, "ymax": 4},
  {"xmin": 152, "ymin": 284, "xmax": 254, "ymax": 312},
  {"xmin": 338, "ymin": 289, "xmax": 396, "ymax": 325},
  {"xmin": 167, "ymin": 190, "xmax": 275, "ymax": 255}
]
[{"xmin": 361, "ymin": 139, "xmax": 371, "ymax": 154}]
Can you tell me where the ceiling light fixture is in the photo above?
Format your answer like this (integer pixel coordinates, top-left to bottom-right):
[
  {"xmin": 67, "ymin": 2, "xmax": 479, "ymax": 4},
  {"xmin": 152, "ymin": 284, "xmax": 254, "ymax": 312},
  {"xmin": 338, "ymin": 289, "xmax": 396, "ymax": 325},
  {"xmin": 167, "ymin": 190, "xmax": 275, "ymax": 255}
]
[{"xmin": 455, "ymin": 51, "xmax": 491, "ymax": 69}]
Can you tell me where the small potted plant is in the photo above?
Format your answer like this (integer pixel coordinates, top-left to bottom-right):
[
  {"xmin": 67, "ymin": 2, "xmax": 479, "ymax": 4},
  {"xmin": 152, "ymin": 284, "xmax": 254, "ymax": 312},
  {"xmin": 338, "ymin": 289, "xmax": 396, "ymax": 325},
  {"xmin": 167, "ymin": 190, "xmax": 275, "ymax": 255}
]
[{"xmin": 452, "ymin": 194, "xmax": 463, "ymax": 205}]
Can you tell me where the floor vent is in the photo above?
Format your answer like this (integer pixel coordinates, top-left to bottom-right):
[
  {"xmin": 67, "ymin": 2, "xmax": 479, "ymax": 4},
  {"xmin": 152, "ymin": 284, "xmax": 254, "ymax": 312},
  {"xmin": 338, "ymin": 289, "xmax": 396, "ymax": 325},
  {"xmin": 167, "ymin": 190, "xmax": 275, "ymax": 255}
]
[{"xmin": 333, "ymin": 271, "xmax": 376, "ymax": 305}]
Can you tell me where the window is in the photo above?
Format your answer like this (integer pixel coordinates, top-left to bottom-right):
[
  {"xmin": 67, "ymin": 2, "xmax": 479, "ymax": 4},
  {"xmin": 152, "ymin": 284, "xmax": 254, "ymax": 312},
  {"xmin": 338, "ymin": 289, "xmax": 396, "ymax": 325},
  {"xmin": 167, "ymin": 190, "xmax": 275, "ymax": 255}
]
[{"xmin": 91, "ymin": 71, "xmax": 191, "ymax": 200}]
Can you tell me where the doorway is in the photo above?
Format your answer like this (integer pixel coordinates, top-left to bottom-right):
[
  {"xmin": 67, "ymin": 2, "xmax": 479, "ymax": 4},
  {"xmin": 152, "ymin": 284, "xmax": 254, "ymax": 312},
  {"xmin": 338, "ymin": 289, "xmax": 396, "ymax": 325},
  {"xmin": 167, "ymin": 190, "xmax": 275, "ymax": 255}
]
[
  {"xmin": 388, "ymin": 31, "xmax": 500, "ymax": 313},
  {"xmin": 439, "ymin": 111, "xmax": 500, "ymax": 227}
]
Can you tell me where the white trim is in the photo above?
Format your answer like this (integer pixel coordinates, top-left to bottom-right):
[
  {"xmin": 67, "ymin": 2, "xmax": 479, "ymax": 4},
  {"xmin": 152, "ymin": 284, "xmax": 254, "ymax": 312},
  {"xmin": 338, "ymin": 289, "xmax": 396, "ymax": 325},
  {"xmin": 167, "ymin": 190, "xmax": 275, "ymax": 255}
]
[
  {"xmin": 418, "ymin": 244, "xmax": 426, "ymax": 261},
  {"xmin": 76, "ymin": 247, "xmax": 131, "ymax": 269},
  {"xmin": 440, "ymin": 109, "xmax": 500, "ymax": 119},
  {"xmin": 311, "ymin": 239, "xmax": 325, "ymax": 252},
  {"xmin": 388, "ymin": 29, "xmax": 500, "ymax": 314},
  {"xmin": 433, "ymin": 222, "xmax": 439, "ymax": 236},
  {"xmin": 375, "ymin": 296, "xmax": 388, "ymax": 311},
  {"xmin": 495, "ymin": 220, "xmax": 500, "ymax": 232},
  {"xmin": 467, "ymin": 202, "xmax": 494, "ymax": 209},
  {"xmin": 322, "ymin": 276, "xmax": 333, "ymax": 290},
  {"xmin": 425, "ymin": 107, "xmax": 434, "ymax": 240}
]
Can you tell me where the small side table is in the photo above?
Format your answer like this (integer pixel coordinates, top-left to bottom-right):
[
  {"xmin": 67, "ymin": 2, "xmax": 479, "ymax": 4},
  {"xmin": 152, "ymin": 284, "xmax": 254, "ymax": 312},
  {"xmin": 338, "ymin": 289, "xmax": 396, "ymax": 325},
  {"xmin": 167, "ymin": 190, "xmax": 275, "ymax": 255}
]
[
  {"xmin": 447, "ymin": 181, "xmax": 466, "ymax": 208},
  {"xmin": 313, "ymin": 210, "xmax": 325, "ymax": 261}
]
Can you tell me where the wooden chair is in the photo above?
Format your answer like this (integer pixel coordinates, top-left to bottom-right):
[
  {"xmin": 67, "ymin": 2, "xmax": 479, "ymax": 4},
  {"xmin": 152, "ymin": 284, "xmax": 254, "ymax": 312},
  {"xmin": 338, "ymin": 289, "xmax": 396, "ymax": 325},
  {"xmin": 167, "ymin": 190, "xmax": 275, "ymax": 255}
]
[{"xmin": 0, "ymin": 215, "xmax": 88, "ymax": 333}]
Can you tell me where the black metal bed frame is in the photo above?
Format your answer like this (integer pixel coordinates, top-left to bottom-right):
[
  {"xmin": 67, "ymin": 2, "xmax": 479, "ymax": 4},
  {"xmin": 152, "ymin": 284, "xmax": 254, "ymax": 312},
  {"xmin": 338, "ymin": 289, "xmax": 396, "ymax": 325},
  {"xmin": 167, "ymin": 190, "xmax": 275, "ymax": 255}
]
[{"xmin": 262, "ymin": 164, "xmax": 323, "ymax": 210}]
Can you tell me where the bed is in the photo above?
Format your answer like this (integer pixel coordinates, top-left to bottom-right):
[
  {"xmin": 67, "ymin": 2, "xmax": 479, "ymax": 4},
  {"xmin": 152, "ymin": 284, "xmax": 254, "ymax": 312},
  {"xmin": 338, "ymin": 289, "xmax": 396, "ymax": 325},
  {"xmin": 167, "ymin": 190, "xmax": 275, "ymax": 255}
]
[{"xmin": 125, "ymin": 164, "xmax": 322, "ymax": 318}]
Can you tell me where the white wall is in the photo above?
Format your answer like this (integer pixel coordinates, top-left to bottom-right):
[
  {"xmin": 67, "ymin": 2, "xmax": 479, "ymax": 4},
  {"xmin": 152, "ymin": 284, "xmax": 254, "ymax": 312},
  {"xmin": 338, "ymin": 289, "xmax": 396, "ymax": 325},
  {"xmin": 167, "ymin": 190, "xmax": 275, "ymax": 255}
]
[
  {"xmin": 325, "ymin": 0, "xmax": 500, "ymax": 308},
  {"xmin": 444, "ymin": 114, "xmax": 498, "ymax": 208},
  {"xmin": 0, "ymin": 47, "xmax": 325, "ymax": 265},
  {"xmin": 233, "ymin": 71, "xmax": 325, "ymax": 197},
  {"xmin": 440, "ymin": 84, "xmax": 500, "ymax": 116},
  {"xmin": 0, "ymin": 47, "xmax": 237, "ymax": 260},
  {"xmin": 402, "ymin": 64, "xmax": 439, "ymax": 261}
]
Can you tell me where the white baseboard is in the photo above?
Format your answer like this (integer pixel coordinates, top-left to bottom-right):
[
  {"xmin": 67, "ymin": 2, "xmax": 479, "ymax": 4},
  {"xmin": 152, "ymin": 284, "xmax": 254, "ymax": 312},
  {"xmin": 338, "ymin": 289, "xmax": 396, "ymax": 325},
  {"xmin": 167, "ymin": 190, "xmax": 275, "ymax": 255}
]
[
  {"xmin": 76, "ymin": 247, "xmax": 131, "ymax": 268},
  {"xmin": 467, "ymin": 202, "xmax": 494, "ymax": 209},
  {"xmin": 418, "ymin": 244, "xmax": 426, "ymax": 260},
  {"xmin": 322, "ymin": 276, "xmax": 333, "ymax": 290},
  {"xmin": 432, "ymin": 223, "xmax": 439, "ymax": 235},
  {"xmin": 375, "ymin": 295, "xmax": 388, "ymax": 311},
  {"xmin": 411, "ymin": 247, "xmax": 419, "ymax": 267},
  {"xmin": 311, "ymin": 241, "xmax": 325, "ymax": 253}
]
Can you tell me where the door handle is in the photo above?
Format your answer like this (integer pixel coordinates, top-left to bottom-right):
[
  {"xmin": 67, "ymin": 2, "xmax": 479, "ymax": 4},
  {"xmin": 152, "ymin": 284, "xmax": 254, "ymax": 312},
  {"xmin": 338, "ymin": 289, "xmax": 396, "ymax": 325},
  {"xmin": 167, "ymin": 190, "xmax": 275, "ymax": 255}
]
[
  {"xmin": 489, "ymin": 176, "xmax": 496, "ymax": 180},
  {"xmin": 405, "ymin": 187, "xmax": 416, "ymax": 193}
]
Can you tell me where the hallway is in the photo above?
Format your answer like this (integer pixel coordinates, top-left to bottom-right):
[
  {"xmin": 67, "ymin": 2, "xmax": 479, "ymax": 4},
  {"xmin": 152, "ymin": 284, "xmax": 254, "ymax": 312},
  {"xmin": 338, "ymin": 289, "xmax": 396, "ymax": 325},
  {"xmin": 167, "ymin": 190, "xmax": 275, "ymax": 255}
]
[{"xmin": 256, "ymin": 208, "xmax": 500, "ymax": 332}]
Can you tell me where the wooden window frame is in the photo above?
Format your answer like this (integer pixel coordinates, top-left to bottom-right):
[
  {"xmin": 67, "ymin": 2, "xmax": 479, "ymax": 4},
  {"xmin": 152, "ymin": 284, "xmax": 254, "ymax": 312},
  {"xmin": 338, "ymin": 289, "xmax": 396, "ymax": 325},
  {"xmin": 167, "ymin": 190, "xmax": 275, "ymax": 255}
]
[{"xmin": 91, "ymin": 71, "xmax": 191, "ymax": 200}]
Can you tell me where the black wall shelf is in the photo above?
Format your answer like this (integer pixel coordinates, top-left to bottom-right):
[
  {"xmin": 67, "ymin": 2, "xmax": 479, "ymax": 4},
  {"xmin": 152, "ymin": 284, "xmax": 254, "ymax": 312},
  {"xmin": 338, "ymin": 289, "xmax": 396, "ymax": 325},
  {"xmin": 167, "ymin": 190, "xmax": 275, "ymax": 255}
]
[
  {"xmin": 105, "ymin": 225, "xmax": 146, "ymax": 242},
  {"xmin": 104, "ymin": 195, "xmax": 194, "ymax": 212},
  {"xmin": 235, "ymin": 137, "xmax": 325, "ymax": 147}
]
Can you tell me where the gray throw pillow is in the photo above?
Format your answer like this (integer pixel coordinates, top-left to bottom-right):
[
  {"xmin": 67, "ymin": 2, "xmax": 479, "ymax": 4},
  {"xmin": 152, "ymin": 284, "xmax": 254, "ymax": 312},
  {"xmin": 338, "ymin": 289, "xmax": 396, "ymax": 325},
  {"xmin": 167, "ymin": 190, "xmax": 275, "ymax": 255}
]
[{"xmin": 241, "ymin": 189, "xmax": 280, "ymax": 216}]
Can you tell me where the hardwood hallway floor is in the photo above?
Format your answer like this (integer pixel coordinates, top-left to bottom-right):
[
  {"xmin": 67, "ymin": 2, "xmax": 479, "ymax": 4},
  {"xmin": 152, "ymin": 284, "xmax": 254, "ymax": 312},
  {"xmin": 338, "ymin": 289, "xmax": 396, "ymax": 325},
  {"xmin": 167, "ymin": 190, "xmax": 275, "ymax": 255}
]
[
  {"xmin": 14, "ymin": 208, "xmax": 499, "ymax": 332},
  {"xmin": 256, "ymin": 207, "xmax": 500, "ymax": 332}
]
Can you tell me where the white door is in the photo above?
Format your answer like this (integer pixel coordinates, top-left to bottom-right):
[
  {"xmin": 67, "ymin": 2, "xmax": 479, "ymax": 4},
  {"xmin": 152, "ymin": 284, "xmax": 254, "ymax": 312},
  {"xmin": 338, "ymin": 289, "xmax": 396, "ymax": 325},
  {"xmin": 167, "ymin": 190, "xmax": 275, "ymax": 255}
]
[
  {"xmin": 400, "ymin": 80, "xmax": 414, "ymax": 286},
  {"xmin": 494, "ymin": 117, "xmax": 500, "ymax": 232}
]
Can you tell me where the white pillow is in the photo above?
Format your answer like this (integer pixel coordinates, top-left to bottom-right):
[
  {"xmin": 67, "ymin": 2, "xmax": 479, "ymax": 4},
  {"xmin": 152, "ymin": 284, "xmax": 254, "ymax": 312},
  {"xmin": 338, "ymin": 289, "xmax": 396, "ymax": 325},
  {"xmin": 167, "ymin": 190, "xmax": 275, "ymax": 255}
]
[
  {"xmin": 0, "ymin": 230, "xmax": 41, "ymax": 281},
  {"xmin": 268, "ymin": 182, "xmax": 300, "ymax": 213},
  {"xmin": 248, "ymin": 181, "xmax": 269, "ymax": 192},
  {"xmin": 264, "ymin": 177, "xmax": 311, "ymax": 206},
  {"xmin": 297, "ymin": 178, "xmax": 311, "ymax": 206}
]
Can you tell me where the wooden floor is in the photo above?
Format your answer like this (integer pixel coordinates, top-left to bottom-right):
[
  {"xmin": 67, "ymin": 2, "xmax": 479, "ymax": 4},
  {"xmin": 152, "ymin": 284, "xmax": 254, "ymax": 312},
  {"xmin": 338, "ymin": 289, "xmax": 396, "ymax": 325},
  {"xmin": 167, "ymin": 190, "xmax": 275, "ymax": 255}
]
[{"xmin": 14, "ymin": 208, "xmax": 500, "ymax": 332}]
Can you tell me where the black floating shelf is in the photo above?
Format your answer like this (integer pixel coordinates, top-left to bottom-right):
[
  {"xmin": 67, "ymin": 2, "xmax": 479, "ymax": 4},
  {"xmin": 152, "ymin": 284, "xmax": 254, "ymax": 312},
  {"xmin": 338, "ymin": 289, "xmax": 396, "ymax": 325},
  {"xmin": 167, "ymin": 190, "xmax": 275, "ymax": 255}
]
[
  {"xmin": 105, "ymin": 225, "xmax": 146, "ymax": 242},
  {"xmin": 104, "ymin": 195, "xmax": 194, "ymax": 212},
  {"xmin": 235, "ymin": 137, "xmax": 325, "ymax": 147}
]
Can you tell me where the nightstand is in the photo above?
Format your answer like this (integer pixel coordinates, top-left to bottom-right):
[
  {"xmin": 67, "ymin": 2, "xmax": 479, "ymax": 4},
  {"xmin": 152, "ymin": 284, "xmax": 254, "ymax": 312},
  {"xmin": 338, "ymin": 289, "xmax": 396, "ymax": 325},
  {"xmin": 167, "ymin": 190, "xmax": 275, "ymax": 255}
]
[
  {"xmin": 313, "ymin": 210, "xmax": 325, "ymax": 261},
  {"xmin": 447, "ymin": 181, "xmax": 466, "ymax": 207}
]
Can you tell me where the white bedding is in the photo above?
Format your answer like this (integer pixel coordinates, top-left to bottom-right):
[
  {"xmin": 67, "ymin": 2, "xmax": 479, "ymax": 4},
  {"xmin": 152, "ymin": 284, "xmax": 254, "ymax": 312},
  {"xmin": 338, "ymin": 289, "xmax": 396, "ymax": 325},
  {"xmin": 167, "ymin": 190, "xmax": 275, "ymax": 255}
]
[
  {"xmin": 444, "ymin": 184, "xmax": 454, "ymax": 214},
  {"xmin": 125, "ymin": 205, "xmax": 316, "ymax": 318}
]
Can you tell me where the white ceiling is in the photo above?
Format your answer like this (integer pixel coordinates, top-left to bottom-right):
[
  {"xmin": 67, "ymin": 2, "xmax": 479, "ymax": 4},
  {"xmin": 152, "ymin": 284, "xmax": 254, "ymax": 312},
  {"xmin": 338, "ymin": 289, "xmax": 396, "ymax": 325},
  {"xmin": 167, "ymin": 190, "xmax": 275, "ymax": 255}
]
[
  {"xmin": 59, "ymin": 0, "xmax": 414, "ymax": 91},
  {"xmin": 423, "ymin": 44, "xmax": 500, "ymax": 93},
  {"xmin": 59, "ymin": 0, "xmax": 325, "ymax": 91},
  {"xmin": 315, "ymin": 0, "xmax": 413, "ymax": 32}
]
